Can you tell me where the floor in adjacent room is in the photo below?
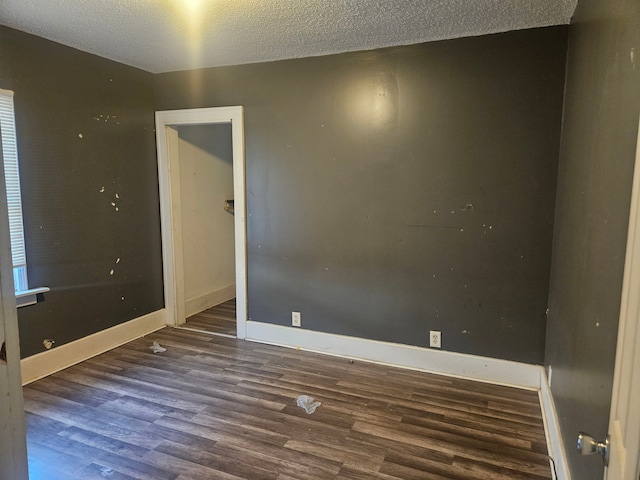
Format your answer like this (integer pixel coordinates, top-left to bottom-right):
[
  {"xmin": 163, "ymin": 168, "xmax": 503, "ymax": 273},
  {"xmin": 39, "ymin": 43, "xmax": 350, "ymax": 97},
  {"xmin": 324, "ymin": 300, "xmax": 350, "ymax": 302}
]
[
  {"xmin": 23, "ymin": 327, "xmax": 552, "ymax": 479},
  {"xmin": 183, "ymin": 299, "xmax": 237, "ymax": 337}
]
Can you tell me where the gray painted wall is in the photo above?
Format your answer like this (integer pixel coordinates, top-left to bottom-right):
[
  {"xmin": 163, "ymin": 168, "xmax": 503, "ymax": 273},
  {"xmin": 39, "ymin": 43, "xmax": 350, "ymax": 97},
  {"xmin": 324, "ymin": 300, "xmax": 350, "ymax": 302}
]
[
  {"xmin": 0, "ymin": 26, "xmax": 164, "ymax": 358},
  {"xmin": 545, "ymin": 0, "xmax": 640, "ymax": 478},
  {"xmin": 156, "ymin": 27, "xmax": 568, "ymax": 364}
]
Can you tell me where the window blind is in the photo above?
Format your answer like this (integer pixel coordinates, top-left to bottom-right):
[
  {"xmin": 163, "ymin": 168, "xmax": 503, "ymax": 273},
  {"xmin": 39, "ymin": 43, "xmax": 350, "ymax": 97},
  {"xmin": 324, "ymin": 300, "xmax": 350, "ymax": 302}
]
[{"xmin": 0, "ymin": 89, "xmax": 27, "ymax": 271}]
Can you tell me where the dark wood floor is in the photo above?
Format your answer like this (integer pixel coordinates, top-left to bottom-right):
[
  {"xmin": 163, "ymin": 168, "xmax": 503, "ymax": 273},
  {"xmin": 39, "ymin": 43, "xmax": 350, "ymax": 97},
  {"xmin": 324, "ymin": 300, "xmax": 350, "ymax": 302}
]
[
  {"xmin": 24, "ymin": 327, "xmax": 552, "ymax": 479},
  {"xmin": 184, "ymin": 299, "xmax": 236, "ymax": 336}
]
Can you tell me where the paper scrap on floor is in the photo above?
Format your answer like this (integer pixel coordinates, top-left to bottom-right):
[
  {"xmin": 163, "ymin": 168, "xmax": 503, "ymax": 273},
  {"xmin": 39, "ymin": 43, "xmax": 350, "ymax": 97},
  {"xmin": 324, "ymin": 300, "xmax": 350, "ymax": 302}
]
[{"xmin": 296, "ymin": 394, "xmax": 321, "ymax": 414}]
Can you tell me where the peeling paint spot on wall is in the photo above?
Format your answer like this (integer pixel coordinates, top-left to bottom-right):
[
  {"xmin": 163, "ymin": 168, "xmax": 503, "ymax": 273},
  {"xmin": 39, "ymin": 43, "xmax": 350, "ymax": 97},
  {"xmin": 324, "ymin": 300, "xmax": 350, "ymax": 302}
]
[
  {"xmin": 115, "ymin": 257, "xmax": 121, "ymax": 264},
  {"xmin": 0, "ymin": 342, "xmax": 6, "ymax": 364},
  {"xmin": 99, "ymin": 186, "xmax": 105, "ymax": 193},
  {"xmin": 110, "ymin": 269, "xmax": 114, "ymax": 275},
  {"xmin": 78, "ymin": 133, "xmax": 83, "ymax": 139},
  {"xmin": 43, "ymin": 339, "xmax": 55, "ymax": 350}
]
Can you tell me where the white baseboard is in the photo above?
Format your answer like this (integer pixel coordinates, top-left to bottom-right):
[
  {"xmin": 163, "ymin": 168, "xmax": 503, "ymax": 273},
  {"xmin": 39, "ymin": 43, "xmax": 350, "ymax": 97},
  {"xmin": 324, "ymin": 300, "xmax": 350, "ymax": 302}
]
[
  {"xmin": 185, "ymin": 284, "xmax": 235, "ymax": 318},
  {"xmin": 20, "ymin": 309, "xmax": 167, "ymax": 385},
  {"xmin": 245, "ymin": 321, "xmax": 542, "ymax": 390},
  {"xmin": 539, "ymin": 370, "xmax": 572, "ymax": 480}
]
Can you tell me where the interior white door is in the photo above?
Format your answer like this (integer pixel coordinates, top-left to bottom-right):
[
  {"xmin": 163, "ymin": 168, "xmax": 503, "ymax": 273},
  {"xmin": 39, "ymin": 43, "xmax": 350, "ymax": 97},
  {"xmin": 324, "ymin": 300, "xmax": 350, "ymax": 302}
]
[{"xmin": 605, "ymin": 116, "xmax": 640, "ymax": 480}]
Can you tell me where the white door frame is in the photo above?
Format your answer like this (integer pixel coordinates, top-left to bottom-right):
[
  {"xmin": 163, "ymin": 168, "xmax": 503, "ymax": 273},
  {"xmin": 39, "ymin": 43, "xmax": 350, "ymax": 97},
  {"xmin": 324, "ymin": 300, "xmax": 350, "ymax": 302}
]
[
  {"xmin": 606, "ymin": 113, "xmax": 640, "ymax": 479},
  {"xmin": 155, "ymin": 107, "xmax": 247, "ymax": 339},
  {"xmin": 0, "ymin": 131, "xmax": 29, "ymax": 480}
]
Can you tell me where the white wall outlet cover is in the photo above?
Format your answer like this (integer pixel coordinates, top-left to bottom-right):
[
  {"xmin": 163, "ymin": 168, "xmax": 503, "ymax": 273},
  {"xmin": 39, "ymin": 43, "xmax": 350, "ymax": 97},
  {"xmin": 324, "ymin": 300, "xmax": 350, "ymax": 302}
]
[
  {"xmin": 429, "ymin": 330, "xmax": 442, "ymax": 348},
  {"xmin": 292, "ymin": 311, "xmax": 301, "ymax": 327}
]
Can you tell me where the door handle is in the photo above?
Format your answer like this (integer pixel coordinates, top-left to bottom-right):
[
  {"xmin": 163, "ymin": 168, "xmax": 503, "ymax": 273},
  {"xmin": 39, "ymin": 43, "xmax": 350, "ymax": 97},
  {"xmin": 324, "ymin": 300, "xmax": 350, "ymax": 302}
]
[{"xmin": 576, "ymin": 432, "xmax": 610, "ymax": 466}]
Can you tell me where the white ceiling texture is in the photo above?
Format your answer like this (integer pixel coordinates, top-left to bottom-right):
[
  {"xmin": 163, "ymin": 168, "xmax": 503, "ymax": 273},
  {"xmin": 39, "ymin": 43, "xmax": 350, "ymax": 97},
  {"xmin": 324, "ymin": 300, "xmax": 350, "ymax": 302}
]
[{"xmin": 0, "ymin": 0, "xmax": 577, "ymax": 74}]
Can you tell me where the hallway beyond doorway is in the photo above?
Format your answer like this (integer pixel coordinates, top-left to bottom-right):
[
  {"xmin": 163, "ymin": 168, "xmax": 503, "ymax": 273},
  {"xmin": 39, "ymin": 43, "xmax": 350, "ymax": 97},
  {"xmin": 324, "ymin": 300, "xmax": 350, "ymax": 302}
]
[{"xmin": 183, "ymin": 299, "xmax": 236, "ymax": 337}]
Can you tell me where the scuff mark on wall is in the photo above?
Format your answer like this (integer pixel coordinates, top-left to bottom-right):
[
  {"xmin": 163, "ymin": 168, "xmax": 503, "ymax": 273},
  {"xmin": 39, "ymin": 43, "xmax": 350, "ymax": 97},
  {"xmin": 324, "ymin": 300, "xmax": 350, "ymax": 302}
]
[{"xmin": 0, "ymin": 341, "xmax": 6, "ymax": 364}]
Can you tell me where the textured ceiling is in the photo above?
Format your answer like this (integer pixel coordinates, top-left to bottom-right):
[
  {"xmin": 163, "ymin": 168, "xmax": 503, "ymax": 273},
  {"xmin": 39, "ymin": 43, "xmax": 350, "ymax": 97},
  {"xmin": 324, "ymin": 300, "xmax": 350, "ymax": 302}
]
[{"xmin": 0, "ymin": 0, "xmax": 577, "ymax": 74}]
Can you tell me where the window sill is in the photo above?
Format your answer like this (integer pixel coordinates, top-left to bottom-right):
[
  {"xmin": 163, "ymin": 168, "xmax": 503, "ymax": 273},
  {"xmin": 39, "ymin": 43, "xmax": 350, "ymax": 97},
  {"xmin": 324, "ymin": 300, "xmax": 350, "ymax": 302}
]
[{"xmin": 16, "ymin": 287, "xmax": 50, "ymax": 308}]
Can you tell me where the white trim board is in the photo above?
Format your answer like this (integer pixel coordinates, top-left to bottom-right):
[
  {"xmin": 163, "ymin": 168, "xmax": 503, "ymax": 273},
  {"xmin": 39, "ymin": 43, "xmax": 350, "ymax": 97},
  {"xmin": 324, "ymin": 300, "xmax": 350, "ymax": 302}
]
[
  {"xmin": 185, "ymin": 284, "xmax": 236, "ymax": 318},
  {"xmin": 245, "ymin": 321, "xmax": 542, "ymax": 389},
  {"xmin": 20, "ymin": 309, "xmax": 166, "ymax": 385}
]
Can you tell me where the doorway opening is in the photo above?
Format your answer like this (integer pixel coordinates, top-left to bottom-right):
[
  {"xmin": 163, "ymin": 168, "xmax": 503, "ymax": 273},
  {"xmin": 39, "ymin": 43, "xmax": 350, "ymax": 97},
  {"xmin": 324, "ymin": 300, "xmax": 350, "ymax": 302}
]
[{"xmin": 155, "ymin": 107, "xmax": 247, "ymax": 339}]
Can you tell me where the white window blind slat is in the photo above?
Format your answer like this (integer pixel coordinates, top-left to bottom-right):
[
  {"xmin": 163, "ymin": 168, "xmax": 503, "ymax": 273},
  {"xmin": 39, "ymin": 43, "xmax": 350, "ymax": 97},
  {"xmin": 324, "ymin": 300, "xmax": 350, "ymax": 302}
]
[{"xmin": 0, "ymin": 89, "xmax": 28, "ymax": 292}]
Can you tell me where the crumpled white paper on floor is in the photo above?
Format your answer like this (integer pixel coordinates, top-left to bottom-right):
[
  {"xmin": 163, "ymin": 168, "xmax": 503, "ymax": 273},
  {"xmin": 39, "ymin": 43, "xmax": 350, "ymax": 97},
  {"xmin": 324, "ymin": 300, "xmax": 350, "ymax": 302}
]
[
  {"xmin": 150, "ymin": 341, "xmax": 167, "ymax": 353},
  {"xmin": 296, "ymin": 394, "xmax": 321, "ymax": 414}
]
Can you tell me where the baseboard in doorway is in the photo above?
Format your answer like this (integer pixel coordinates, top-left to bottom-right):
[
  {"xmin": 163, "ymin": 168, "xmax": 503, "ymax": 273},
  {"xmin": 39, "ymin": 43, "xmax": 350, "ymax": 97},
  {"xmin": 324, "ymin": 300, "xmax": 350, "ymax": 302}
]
[
  {"xmin": 539, "ymin": 371, "xmax": 572, "ymax": 480},
  {"xmin": 185, "ymin": 284, "xmax": 235, "ymax": 318}
]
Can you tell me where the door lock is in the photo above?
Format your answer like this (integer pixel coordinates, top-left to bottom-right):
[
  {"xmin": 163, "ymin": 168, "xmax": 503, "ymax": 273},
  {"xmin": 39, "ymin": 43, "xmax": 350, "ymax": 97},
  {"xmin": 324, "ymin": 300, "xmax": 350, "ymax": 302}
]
[{"xmin": 577, "ymin": 432, "xmax": 610, "ymax": 467}]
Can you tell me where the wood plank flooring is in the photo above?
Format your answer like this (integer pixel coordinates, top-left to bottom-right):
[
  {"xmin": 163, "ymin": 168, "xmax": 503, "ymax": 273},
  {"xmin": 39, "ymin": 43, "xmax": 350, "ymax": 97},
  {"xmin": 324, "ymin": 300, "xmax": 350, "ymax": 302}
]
[
  {"xmin": 184, "ymin": 299, "xmax": 236, "ymax": 336},
  {"xmin": 24, "ymin": 327, "xmax": 552, "ymax": 480}
]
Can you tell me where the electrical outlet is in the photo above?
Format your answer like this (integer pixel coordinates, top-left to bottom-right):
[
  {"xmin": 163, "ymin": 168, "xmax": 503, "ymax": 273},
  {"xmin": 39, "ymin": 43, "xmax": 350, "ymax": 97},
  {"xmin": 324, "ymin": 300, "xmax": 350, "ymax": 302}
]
[
  {"xmin": 292, "ymin": 311, "xmax": 301, "ymax": 327},
  {"xmin": 429, "ymin": 330, "xmax": 441, "ymax": 348}
]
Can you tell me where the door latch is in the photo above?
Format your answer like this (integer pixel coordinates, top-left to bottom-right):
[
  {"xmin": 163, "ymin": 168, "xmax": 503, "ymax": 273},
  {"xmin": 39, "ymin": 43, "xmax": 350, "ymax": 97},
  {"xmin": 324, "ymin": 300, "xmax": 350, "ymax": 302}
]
[{"xmin": 577, "ymin": 432, "xmax": 610, "ymax": 466}]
